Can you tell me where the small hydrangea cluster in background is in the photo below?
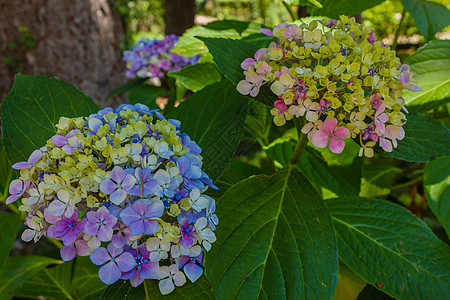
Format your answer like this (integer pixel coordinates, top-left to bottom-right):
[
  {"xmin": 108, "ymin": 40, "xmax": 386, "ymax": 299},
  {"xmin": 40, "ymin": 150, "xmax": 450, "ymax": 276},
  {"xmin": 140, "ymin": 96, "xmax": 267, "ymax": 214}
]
[
  {"xmin": 237, "ymin": 16, "xmax": 421, "ymax": 155},
  {"xmin": 6, "ymin": 104, "xmax": 218, "ymax": 295},
  {"xmin": 124, "ymin": 35, "xmax": 200, "ymax": 79}
]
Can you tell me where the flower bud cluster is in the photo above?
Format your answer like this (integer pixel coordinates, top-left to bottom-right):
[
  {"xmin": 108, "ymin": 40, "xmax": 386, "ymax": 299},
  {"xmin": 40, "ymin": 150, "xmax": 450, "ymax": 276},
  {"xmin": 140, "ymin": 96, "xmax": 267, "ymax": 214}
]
[
  {"xmin": 124, "ymin": 35, "xmax": 200, "ymax": 79},
  {"xmin": 7, "ymin": 104, "xmax": 218, "ymax": 294},
  {"xmin": 237, "ymin": 16, "xmax": 421, "ymax": 155}
]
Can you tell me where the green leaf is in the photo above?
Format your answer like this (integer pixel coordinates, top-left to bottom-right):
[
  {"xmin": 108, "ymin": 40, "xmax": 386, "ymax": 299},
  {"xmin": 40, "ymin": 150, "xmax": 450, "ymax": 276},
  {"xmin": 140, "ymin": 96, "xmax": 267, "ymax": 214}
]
[
  {"xmin": 0, "ymin": 256, "xmax": 62, "ymax": 298},
  {"xmin": 127, "ymin": 84, "xmax": 168, "ymax": 110},
  {"xmin": 424, "ymin": 156, "xmax": 450, "ymax": 236},
  {"xmin": 1, "ymin": 74, "xmax": 100, "ymax": 164},
  {"xmin": 241, "ymin": 33, "xmax": 276, "ymax": 49},
  {"xmin": 401, "ymin": 0, "xmax": 450, "ymax": 41},
  {"xmin": 198, "ymin": 37, "xmax": 275, "ymax": 106},
  {"xmin": 0, "ymin": 212, "xmax": 21, "ymax": 271},
  {"xmin": 311, "ymin": 0, "xmax": 384, "ymax": 19},
  {"xmin": 283, "ymin": 0, "xmax": 322, "ymax": 8},
  {"xmin": 207, "ymin": 168, "xmax": 338, "ymax": 299},
  {"xmin": 356, "ymin": 284, "xmax": 395, "ymax": 300},
  {"xmin": 172, "ymin": 20, "xmax": 264, "ymax": 57},
  {"xmin": 264, "ymin": 139, "xmax": 362, "ymax": 196},
  {"xmin": 105, "ymin": 77, "xmax": 148, "ymax": 100},
  {"xmin": 326, "ymin": 196, "xmax": 450, "ymax": 299},
  {"xmin": 360, "ymin": 162, "xmax": 401, "ymax": 198},
  {"xmin": 385, "ymin": 111, "xmax": 450, "ymax": 162},
  {"xmin": 168, "ymin": 63, "xmax": 222, "ymax": 92},
  {"xmin": 72, "ymin": 256, "xmax": 108, "ymax": 299},
  {"xmin": 404, "ymin": 40, "xmax": 450, "ymax": 111},
  {"xmin": 0, "ymin": 138, "xmax": 12, "ymax": 201},
  {"xmin": 12, "ymin": 261, "xmax": 74, "ymax": 300},
  {"xmin": 167, "ymin": 80, "xmax": 248, "ymax": 181},
  {"xmin": 89, "ymin": 276, "xmax": 214, "ymax": 299}
]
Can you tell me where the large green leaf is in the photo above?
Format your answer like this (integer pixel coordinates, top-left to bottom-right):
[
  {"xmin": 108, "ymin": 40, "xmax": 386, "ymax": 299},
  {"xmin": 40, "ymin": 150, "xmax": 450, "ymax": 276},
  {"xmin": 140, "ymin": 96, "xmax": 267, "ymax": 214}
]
[
  {"xmin": 198, "ymin": 37, "xmax": 276, "ymax": 106},
  {"xmin": 1, "ymin": 74, "xmax": 100, "ymax": 164},
  {"xmin": 264, "ymin": 138, "xmax": 362, "ymax": 196},
  {"xmin": 207, "ymin": 168, "xmax": 338, "ymax": 299},
  {"xmin": 0, "ymin": 256, "xmax": 62, "ymax": 299},
  {"xmin": 424, "ymin": 156, "xmax": 450, "ymax": 236},
  {"xmin": 310, "ymin": 0, "xmax": 384, "ymax": 19},
  {"xmin": 401, "ymin": 0, "xmax": 450, "ymax": 41},
  {"xmin": 326, "ymin": 196, "xmax": 450, "ymax": 299},
  {"xmin": 72, "ymin": 256, "xmax": 108, "ymax": 299},
  {"xmin": 88, "ymin": 276, "xmax": 214, "ymax": 300},
  {"xmin": 0, "ymin": 138, "xmax": 12, "ymax": 201},
  {"xmin": 172, "ymin": 20, "xmax": 264, "ymax": 57},
  {"xmin": 11, "ymin": 261, "xmax": 74, "ymax": 300},
  {"xmin": 168, "ymin": 63, "xmax": 222, "ymax": 92},
  {"xmin": 404, "ymin": 40, "xmax": 450, "ymax": 111},
  {"xmin": 167, "ymin": 80, "xmax": 248, "ymax": 181},
  {"xmin": 0, "ymin": 212, "xmax": 21, "ymax": 271},
  {"xmin": 385, "ymin": 111, "xmax": 450, "ymax": 162}
]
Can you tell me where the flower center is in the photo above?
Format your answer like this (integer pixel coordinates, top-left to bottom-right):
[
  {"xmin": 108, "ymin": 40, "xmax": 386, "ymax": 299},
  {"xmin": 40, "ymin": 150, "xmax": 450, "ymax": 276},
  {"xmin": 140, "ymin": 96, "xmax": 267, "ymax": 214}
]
[{"xmin": 68, "ymin": 222, "xmax": 74, "ymax": 228}]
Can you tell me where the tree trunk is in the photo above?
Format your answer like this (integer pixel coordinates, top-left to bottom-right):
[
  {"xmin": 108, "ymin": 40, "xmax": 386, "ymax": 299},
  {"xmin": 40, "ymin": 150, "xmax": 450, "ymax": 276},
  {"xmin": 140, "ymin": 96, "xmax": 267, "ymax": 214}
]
[
  {"xmin": 0, "ymin": 0, "xmax": 125, "ymax": 107},
  {"xmin": 164, "ymin": 0, "xmax": 196, "ymax": 36}
]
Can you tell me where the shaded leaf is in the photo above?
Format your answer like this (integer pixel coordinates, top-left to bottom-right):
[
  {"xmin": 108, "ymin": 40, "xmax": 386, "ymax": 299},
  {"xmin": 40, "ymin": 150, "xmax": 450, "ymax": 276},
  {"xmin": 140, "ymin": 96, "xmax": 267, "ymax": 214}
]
[
  {"xmin": 326, "ymin": 196, "xmax": 450, "ymax": 300},
  {"xmin": 128, "ymin": 84, "xmax": 168, "ymax": 110},
  {"xmin": 356, "ymin": 284, "xmax": 395, "ymax": 300},
  {"xmin": 311, "ymin": 0, "xmax": 384, "ymax": 19},
  {"xmin": 207, "ymin": 168, "xmax": 338, "ymax": 299},
  {"xmin": 404, "ymin": 40, "xmax": 450, "ymax": 111},
  {"xmin": 0, "ymin": 256, "xmax": 62, "ymax": 298},
  {"xmin": 424, "ymin": 156, "xmax": 450, "ymax": 236},
  {"xmin": 283, "ymin": 0, "xmax": 322, "ymax": 8},
  {"xmin": 167, "ymin": 80, "xmax": 248, "ymax": 180},
  {"xmin": 360, "ymin": 163, "xmax": 401, "ymax": 198},
  {"xmin": 168, "ymin": 63, "xmax": 222, "ymax": 92},
  {"xmin": 0, "ymin": 212, "xmax": 21, "ymax": 271},
  {"xmin": 385, "ymin": 111, "xmax": 450, "ymax": 162},
  {"xmin": 1, "ymin": 74, "xmax": 100, "ymax": 164},
  {"xmin": 0, "ymin": 138, "xmax": 12, "ymax": 201},
  {"xmin": 72, "ymin": 256, "xmax": 108, "ymax": 299},
  {"xmin": 105, "ymin": 77, "xmax": 148, "ymax": 100},
  {"xmin": 401, "ymin": 0, "xmax": 450, "ymax": 41}
]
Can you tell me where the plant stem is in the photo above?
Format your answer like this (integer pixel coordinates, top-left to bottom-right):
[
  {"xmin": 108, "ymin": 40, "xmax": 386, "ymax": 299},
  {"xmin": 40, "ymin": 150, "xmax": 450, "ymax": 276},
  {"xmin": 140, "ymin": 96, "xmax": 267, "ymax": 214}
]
[
  {"xmin": 392, "ymin": 7, "xmax": 406, "ymax": 51},
  {"xmin": 46, "ymin": 236, "xmax": 63, "ymax": 249},
  {"xmin": 289, "ymin": 117, "xmax": 308, "ymax": 166},
  {"xmin": 282, "ymin": 2, "xmax": 297, "ymax": 21}
]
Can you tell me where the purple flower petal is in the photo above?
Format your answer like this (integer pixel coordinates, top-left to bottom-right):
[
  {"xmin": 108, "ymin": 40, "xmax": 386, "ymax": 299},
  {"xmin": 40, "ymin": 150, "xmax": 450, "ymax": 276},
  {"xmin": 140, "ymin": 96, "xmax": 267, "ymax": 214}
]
[
  {"xmin": 87, "ymin": 210, "xmax": 100, "ymax": 223},
  {"xmin": 110, "ymin": 166, "xmax": 125, "ymax": 183},
  {"xmin": 132, "ymin": 200, "xmax": 148, "ymax": 215},
  {"xmin": 129, "ymin": 219, "xmax": 145, "ymax": 236},
  {"xmin": 6, "ymin": 194, "xmax": 20, "ymax": 204},
  {"xmin": 28, "ymin": 149, "xmax": 43, "ymax": 165},
  {"xmin": 115, "ymin": 252, "xmax": 136, "ymax": 272},
  {"xmin": 107, "ymin": 243, "xmax": 123, "ymax": 257},
  {"xmin": 147, "ymin": 200, "xmax": 164, "ymax": 218},
  {"xmin": 175, "ymin": 256, "xmax": 190, "ymax": 269},
  {"xmin": 111, "ymin": 232, "xmax": 127, "ymax": 248},
  {"xmin": 139, "ymin": 261, "xmax": 160, "ymax": 279},
  {"xmin": 120, "ymin": 206, "xmax": 141, "ymax": 225},
  {"xmin": 62, "ymin": 230, "xmax": 77, "ymax": 246},
  {"xmin": 130, "ymin": 271, "xmax": 145, "ymax": 287},
  {"xmin": 60, "ymin": 245, "xmax": 76, "ymax": 261},
  {"xmin": 9, "ymin": 179, "xmax": 23, "ymax": 195},
  {"xmin": 84, "ymin": 221, "xmax": 100, "ymax": 236},
  {"xmin": 97, "ymin": 206, "xmax": 110, "ymax": 221},
  {"xmin": 98, "ymin": 261, "xmax": 122, "ymax": 285},
  {"xmin": 98, "ymin": 225, "xmax": 113, "ymax": 242},
  {"xmin": 48, "ymin": 200, "xmax": 66, "ymax": 217},
  {"xmin": 104, "ymin": 214, "xmax": 117, "ymax": 227},
  {"xmin": 100, "ymin": 179, "xmax": 117, "ymax": 195},
  {"xmin": 177, "ymin": 156, "xmax": 190, "ymax": 174},
  {"xmin": 183, "ymin": 261, "xmax": 203, "ymax": 283},
  {"xmin": 110, "ymin": 188, "xmax": 127, "ymax": 205},
  {"xmin": 62, "ymin": 145, "xmax": 76, "ymax": 155},
  {"xmin": 143, "ymin": 219, "xmax": 159, "ymax": 235},
  {"xmin": 90, "ymin": 247, "xmax": 110, "ymax": 265},
  {"xmin": 11, "ymin": 161, "xmax": 29, "ymax": 170},
  {"xmin": 122, "ymin": 174, "xmax": 137, "ymax": 191}
]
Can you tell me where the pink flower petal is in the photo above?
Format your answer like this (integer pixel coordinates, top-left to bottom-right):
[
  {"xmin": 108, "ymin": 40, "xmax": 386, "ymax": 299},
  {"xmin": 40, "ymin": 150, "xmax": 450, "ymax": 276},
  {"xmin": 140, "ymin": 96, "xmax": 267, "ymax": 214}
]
[
  {"xmin": 311, "ymin": 130, "xmax": 330, "ymax": 149},
  {"xmin": 334, "ymin": 126, "xmax": 350, "ymax": 139},
  {"xmin": 236, "ymin": 80, "xmax": 252, "ymax": 95},
  {"xmin": 322, "ymin": 117, "xmax": 338, "ymax": 133},
  {"xmin": 329, "ymin": 137, "xmax": 346, "ymax": 154}
]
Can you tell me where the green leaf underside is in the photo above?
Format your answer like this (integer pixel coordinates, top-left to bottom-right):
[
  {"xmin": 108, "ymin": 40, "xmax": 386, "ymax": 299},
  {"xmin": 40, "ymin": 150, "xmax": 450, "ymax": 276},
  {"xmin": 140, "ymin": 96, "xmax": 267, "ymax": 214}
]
[
  {"xmin": 88, "ymin": 276, "xmax": 214, "ymax": 300},
  {"xmin": 401, "ymin": 0, "xmax": 450, "ymax": 41},
  {"xmin": 168, "ymin": 63, "xmax": 222, "ymax": 92},
  {"xmin": 0, "ymin": 212, "xmax": 21, "ymax": 271},
  {"xmin": 198, "ymin": 37, "xmax": 275, "ymax": 106},
  {"xmin": 1, "ymin": 74, "xmax": 100, "ymax": 164},
  {"xmin": 404, "ymin": 40, "xmax": 450, "ymax": 111},
  {"xmin": 207, "ymin": 168, "xmax": 338, "ymax": 299},
  {"xmin": 0, "ymin": 256, "xmax": 62, "ymax": 298},
  {"xmin": 265, "ymin": 140, "xmax": 361, "ymax": 196},
  {"xmin": 326, "ymin": 197, "xmax": 450, "ymax": 299},
  {"xmin": 385, "ymin": 111, "xmax": 450, "ymax": 162},
  {"xmin": 310, "ymin": 0, "xmax": 384, "ymax": 19},
  {"xmin": 128, "ymin": 85, "xmax": 168, "ymax": 110},
  {"xmin": 424, "ymin": 156, "xmax": 450, "ymax": 236},
  {"xmin": 172, "ymin": 20, "xmax": 265, "ymax": 58},
  {"xmin": 167, "ymin": 80, "xmax": 248, "ymax": 181}
]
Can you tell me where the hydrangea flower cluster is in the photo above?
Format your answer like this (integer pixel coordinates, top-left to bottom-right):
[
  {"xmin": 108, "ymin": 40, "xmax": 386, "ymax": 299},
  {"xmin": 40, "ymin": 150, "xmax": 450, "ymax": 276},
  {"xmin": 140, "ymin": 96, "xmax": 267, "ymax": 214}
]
[
  {"xmin": 124, "ymin": 35, "xmax": 199, "ymax": 79},
  {"xmin": 237, "ymin": 16, "xmax": 421, "ymax": 155},
  {"xmin": 7, "ymin": 104, "xmax": 219, "ymax": 295}
]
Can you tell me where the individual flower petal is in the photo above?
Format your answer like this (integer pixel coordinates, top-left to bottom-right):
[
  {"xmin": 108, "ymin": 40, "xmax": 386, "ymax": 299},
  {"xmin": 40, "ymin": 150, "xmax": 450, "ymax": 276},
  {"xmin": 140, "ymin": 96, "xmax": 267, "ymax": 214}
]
[
  {"xmin": 90, "ymin": 247, "xmax": 110, "ymax": 265},
  {"xmin": 98, "ymin": 261, "xmax": 122, "ymax": 285}
]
